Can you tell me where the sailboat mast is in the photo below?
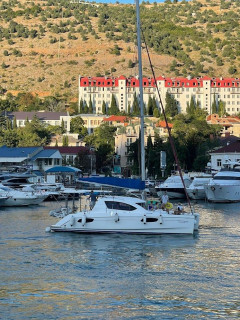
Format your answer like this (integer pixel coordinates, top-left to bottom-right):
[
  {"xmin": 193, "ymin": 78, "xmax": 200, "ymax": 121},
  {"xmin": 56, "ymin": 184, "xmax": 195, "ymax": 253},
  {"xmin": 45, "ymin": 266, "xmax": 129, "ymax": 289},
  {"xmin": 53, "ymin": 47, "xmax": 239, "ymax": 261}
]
[{"xmin": 136, "ymin": 0, "xmax": 145, "ymax": 182}]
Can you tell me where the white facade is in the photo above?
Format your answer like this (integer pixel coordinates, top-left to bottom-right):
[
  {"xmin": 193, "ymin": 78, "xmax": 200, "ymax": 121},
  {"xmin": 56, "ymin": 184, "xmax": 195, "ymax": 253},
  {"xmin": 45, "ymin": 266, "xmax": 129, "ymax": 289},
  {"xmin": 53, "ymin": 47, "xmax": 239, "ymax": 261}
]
[{"xmin": 79, "ymin": 76, "xmax": 240, "ymax": 115}]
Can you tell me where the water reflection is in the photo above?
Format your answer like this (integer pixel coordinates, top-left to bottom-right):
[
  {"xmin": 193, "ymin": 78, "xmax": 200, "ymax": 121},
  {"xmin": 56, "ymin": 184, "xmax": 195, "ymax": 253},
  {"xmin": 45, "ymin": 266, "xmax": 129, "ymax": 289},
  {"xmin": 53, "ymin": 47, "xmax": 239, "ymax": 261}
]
[{"xmin": 0, "ymin": 201, "xmax": 240, "ymax": 319}]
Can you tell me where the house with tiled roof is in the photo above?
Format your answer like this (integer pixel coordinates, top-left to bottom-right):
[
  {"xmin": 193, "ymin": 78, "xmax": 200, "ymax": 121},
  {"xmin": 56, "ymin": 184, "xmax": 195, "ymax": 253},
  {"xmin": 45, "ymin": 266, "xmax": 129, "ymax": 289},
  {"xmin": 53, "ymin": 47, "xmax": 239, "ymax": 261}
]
[
  {"xmin": 103, "ymin": 115, "xmax": 129, "ymax": 126},
  {"xmin": 6, "ymin": 111, "xmax": 71, "ymax": 133},
  {"xmin": 206, "ymin": 114, "xmax": 240, "ymax": 137},
  {"xmin": 44, "ymin": 146, "xmax": 96, "ymax": 174},
  {"xmin": 73, "ymin": 114, "xmax": 105, "ymax": 134},
  {"xmin": 0, "ymin": 146, "xmax": 62, "ymax": 172},
  {"xmin": 210, "ymin": 140, "xmax": 240, "ymax": 170}
]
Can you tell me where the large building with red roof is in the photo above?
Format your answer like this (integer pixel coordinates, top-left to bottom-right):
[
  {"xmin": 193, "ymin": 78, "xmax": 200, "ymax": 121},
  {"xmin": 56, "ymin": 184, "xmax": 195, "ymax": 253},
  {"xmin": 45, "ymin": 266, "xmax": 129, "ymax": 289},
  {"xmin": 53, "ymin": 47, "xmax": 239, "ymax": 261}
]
[{"xmin": 79, "ymin": 75, "xmax": 240, "ymax": 115}]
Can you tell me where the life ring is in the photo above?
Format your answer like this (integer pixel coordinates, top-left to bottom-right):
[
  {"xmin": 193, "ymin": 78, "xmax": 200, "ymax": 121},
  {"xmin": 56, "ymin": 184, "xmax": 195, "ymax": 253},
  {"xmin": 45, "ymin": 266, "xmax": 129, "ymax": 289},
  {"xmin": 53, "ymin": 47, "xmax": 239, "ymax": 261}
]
[
  {"xmin": 211, "ymin": 186, "xmax": 215, "ymax": 191},
  {"xmin": 165, "ymin": 202, "xmax": 173, "ymax": 210}
]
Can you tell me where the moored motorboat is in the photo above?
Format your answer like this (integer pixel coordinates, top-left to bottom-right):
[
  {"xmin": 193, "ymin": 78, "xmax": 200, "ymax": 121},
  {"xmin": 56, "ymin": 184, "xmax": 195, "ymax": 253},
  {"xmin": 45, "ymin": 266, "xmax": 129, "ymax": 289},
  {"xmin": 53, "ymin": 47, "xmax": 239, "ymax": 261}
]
[
  {"xmin": 48, "ymin": 195, "xmax": 199, "ymax": 234},
  {"xmin": 0, "ymin": 184, "xmax": 47, "ymax": 206},
  {"xmin": 186, "ymin": 174, "xmax": 213, "ymax": 200},
  {"xmin": 205, "ymin": 161, "xmax": 240, "ymax": 202},
  {"xmin": 155, "ymin": 172, "xmax": 192, "ymax": 199}
]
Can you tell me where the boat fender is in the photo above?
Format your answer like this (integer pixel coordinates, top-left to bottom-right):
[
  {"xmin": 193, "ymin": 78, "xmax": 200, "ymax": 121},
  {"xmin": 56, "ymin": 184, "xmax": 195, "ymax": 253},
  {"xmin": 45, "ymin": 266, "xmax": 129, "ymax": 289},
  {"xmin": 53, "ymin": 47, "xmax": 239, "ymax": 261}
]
[
  {"xmin": 82, "ymin": 214, "xmax": 87, "ymax": 226},
  {"xmin": 114, "ymin": 212, "xmax": 119, "ymax": 222},
  {"xmin": 159, "ymin": 215, "xmax": 163, "ymax": 224},
  {"xmin": 70, "ymin": 216, "xmax": 75, "ymax": 226},
  {"xmin": 211, "ymin": 186, "xmax": 215, "ymax": 191},
  {"xmin": 143, "ymin": 214, "xmax": 147, "ymax": 224},
  {"xmin": 45, "ymin": 226, "xmax": 51, "ymax": 232}
]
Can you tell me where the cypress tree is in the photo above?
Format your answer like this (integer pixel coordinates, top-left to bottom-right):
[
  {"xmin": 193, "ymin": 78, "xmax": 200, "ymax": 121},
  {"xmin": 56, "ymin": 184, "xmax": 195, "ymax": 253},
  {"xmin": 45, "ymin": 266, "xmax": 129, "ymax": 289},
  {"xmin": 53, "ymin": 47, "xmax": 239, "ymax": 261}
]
[
  {"xmin": 147, "ymin": 96, "xmax": 153, "ymax": 115},
  {"xmin": 89, "ymin": 96, "xmax": 93, "ymax": 114},
  {"xmin": 102, "ymin": 101, "xmax": 107, "ymax": 114},
  {"xmin": 79, "ymin": 99, "xmax": 84, "ymax": 113},
  {"xmin": 211, "ymin": 95, "xmax": 217, "ymax": 114}
]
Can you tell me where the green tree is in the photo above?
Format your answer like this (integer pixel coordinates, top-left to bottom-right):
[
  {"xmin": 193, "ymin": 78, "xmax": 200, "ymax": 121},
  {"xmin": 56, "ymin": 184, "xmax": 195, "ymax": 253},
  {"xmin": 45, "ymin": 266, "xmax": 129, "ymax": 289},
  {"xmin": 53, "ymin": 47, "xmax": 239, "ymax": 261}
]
[
  {"xmin": 108, "ymin": 94, "xmax": 118, "ymax": 115},
  {"xmin": 70, "ymin": 116, "xmax": 88, "ymax": 138},
  {"xmin": 61, "ymin": 118, "xmax": 65, "ymax": 134},
  {"xmin": 211, "ymin": 95, "xmax": 217, "ymax": 114},
  {"xmin": 89, "ymin": 96, "xmax": 93, "ymax": 113},
  {"xmin": 79, "ymin": 99, "xmax": 84, "ymax": 113},
  {"xmin": 84, "ymin": 123, "xmax": 117, "ymax": 173},
  {"xmin": 147, "ymin": 96, "xmax": 153, "ymax": 115},
  {"xmin": 102, "ymin": 101, "xmax": 107, "ymax": 114},
  {"xmin": 63, "ymin": 135, "xmax": 69, "ymax": 146},
  {"xmin": 218, "ymin": 100, "xmax": 226, "ymax": 117},
  {"xmin": 132, "ymin": 92, "xmax": 140, "ymax": 116},
  {"xmin": 153, "ymin": 108, "xmax": 160, "ymax": 117},
  {"xmin": 165, "ymin": 92, "xmax": 178, "ymax": 117}
]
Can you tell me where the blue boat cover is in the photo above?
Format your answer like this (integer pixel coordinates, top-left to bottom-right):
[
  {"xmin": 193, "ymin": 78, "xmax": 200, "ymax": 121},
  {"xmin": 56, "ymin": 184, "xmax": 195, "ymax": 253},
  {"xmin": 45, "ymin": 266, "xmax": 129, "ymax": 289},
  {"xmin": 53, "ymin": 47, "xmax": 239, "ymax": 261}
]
[{"xmin": 78, "ymin": 177, "xmax": 145, "ymax": 190}]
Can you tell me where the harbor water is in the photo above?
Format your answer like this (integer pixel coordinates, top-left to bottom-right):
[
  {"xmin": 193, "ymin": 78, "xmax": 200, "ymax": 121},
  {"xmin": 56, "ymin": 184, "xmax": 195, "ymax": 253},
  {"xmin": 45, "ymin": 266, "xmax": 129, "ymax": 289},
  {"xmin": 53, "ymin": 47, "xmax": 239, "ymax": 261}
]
[{"xmin": 0, "ymin": 200, "xmax": 240, "ymax": 319}]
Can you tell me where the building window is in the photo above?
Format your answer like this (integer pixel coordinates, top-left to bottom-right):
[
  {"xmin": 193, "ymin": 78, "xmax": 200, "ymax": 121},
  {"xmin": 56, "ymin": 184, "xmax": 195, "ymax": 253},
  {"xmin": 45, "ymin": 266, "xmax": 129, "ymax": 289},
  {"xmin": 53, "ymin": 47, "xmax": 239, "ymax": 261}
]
[
  {"xmin": 217, "ymin": 159, "xmax": 221, "ymax": 167},
  {"xmin": 54, "ymin": 159, "xmax": 60, "ymax": 165}
]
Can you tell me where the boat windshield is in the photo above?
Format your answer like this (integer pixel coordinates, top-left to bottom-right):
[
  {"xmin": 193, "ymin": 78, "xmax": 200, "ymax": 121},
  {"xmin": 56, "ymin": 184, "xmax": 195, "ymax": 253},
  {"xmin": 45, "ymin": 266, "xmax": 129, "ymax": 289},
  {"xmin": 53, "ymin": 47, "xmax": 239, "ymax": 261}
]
[{"xmin": 105, "ymin": 201, "xmax": 137, "ymax": 211}]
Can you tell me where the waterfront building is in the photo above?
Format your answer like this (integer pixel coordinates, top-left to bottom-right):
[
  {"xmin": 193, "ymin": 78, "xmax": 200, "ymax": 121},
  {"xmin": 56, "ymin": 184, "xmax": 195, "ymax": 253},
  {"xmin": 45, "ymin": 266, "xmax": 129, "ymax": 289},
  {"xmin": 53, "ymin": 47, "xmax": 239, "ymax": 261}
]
[
  {"xmin": 44, "ymin": 146, "xmax": 95, "ymax": 172},
  {"xmin": 207, "ymin": 114, "xmax": 240, "ymax": 137},
  {"xmin": 115, "ymin": 117, "xmax": 172, "ymax": 170},
  {"xmin": 79, "ymin": 75, "xmax": 240, "ymax": 115},
  {"xmin": 210, "ymin": 140, "xmax": 240, "ymax": 171},
  {"xmin": 7, "ymin": 111, "xmax": 71, "ymax": 133},
  {"xmin": 0, "ymin": 146, "xmax": 62, "ymax": 172},
  {"xmin": 73, "ymin": 114, "xmax": 105, "ymax": 134}
]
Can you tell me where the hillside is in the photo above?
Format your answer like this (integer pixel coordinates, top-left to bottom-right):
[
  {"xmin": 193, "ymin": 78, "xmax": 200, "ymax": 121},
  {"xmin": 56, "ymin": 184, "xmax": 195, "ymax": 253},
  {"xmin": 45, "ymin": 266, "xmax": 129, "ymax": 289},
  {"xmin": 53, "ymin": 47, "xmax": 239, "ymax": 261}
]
[{"xmin": 0, "ymin": 0, "xmax": 240, "ymax": 101}]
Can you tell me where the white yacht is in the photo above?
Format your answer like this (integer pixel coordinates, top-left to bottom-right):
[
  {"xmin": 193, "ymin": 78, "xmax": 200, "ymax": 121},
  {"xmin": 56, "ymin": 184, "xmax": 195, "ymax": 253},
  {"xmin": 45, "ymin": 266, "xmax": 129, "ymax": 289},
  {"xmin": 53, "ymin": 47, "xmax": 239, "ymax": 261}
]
[
  {"xmin": 47, "ymin": 195, "xmax": 199, "ymax": 234},
  {"xmin": 205, "ymin": 161, "xmax": 240, "ymax": 202},
  {"xmin": 0, "ymin": 184, "xmax": 48, "ymax": 206},
  {"xmin": 155, "ymin": 172, "xmax": 192, "ymax": 199},
  {"xmin": 186, "ymin": 174, "xmax": 213, "ymax": 200}
]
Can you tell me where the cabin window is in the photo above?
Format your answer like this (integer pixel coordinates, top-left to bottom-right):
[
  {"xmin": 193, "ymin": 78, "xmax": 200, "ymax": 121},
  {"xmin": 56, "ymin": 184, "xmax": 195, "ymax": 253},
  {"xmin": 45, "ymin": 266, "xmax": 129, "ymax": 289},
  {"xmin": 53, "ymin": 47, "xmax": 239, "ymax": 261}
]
[{"xmin": 105, "ymin": 201, "xmax": 136, "ymax": 211}]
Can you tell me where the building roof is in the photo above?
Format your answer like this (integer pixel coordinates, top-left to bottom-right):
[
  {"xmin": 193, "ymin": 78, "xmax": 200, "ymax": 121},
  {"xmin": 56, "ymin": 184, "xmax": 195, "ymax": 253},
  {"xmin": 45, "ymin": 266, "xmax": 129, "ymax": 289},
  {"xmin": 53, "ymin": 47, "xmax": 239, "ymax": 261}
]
[
  {"xmin": 45, "ymin": 166, "xmax": 82, "ymax": 173},
  {"xmin": 206, "ymin": 114, "xmax": 240, "ymax": 126},
  {"xmin": 0, "ymin": 146, "xmax": 41, "ymax": 158},
  {"xmin": 80, "ymin": 76, "xmax": 240, "ymax": 88},
  {"xmin": 211, "ymin": 140, "xmax": 240, "ymax": 154},
  {"xmin": 103, "ymin": 115, "xmax": 129, "ymax": 123},
  {"xmin": 7, "ymin": 111, "xmax": 69, "ymax": 121},
  {"xmin": 31, "ymin": 149, "xmax": 61, "ymax": 160},
  {"xmin": 156, "ymin": 120, "xmax": 173, "ymax": 128},
  {"xmin": 44, "ymin": 146, "xmax": 90, "ymax": 154}
]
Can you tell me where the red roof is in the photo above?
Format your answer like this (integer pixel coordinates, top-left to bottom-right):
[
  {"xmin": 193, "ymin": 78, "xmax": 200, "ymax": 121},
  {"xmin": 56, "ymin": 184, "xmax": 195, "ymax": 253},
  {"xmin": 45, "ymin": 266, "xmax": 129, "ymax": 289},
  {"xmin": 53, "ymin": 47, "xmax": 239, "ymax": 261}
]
[
  {"xmin": 156, "ymin": 120, "xmax": 173, "ymax": 128},
  {"xmin": 44, "ymin": 146, "xmax": 90, "ymax": 154},
  {"xmin": 207, "ymin": 114, "xmax": 240, "ymax": 125},
  {"xmin": 80, "ymin": 76, "xmax": 240, "ymax": 89},
  {"xmin": 103, "ymin": 115, "xmax": 129, "ymax": 123}
]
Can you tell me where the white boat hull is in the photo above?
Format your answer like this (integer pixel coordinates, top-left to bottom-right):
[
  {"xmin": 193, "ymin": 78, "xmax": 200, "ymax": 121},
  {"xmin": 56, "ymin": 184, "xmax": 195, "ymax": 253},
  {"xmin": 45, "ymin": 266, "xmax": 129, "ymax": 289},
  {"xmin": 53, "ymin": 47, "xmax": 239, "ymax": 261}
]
[
  {"xmin": 187, "ymin": 187, "xmax": 206, "ymax": 200},
  {"xmin": 205, "ymin": 184, "xmax": 240, "ymax": 202},
  {"xmin": 1, "ymin": 196, "xmax": 46, "ymax": 206},
  {"xmin": 50, "ymin": 212, "xmax": 198, "ymax": 234},
  {"xmin": 157, "ymin": 189, "xmax": 186, "ymax": 199},
  {"xmin": 48, "ymin": 196, "xmax": 199, "ymax": 235}
]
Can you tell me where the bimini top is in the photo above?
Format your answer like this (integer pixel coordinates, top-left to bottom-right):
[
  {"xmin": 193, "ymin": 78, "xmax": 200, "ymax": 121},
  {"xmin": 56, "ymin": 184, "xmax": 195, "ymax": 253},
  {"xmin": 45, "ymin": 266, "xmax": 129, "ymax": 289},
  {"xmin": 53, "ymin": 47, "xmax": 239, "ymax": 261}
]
[
  {"xmin": 78, "ymin": 176, "xmax": 145, "ymax": 190},
  {"xmin": 45, "ymin": 166, "xmax": 82, "ymax": 173}
]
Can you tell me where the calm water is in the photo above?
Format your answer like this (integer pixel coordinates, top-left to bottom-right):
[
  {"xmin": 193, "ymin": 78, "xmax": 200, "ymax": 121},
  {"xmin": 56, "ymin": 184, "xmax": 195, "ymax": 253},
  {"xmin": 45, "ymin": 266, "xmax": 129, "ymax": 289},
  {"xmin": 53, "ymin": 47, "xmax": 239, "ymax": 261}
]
[{"xmin": 0, "ymin": 200, "xmax": 240, "ymax": 320}]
